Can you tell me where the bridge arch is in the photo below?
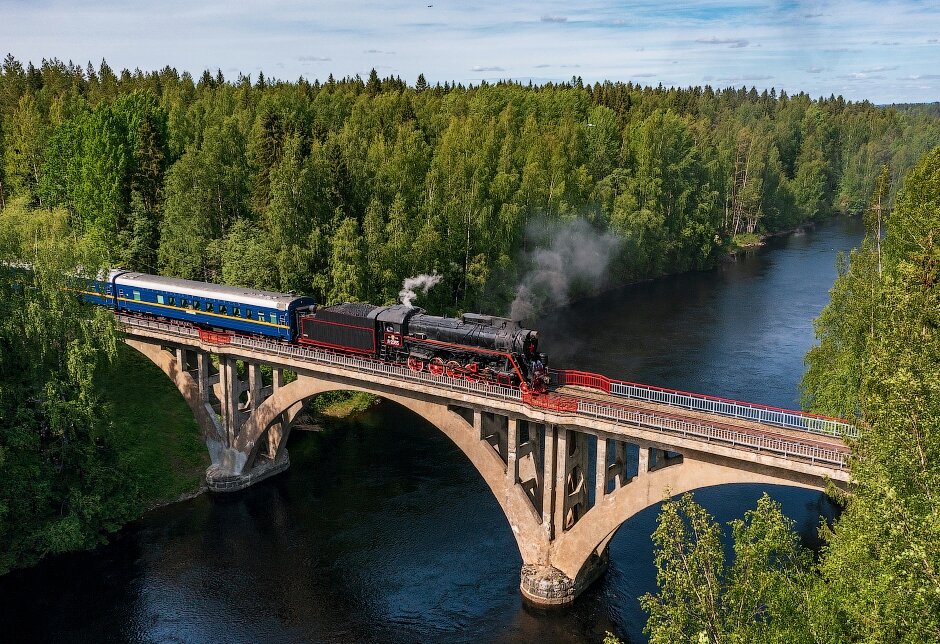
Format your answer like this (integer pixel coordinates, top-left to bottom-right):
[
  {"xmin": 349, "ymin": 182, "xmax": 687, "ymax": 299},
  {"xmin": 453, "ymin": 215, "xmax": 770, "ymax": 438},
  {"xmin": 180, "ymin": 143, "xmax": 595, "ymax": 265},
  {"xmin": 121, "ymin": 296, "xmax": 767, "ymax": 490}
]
[
  {"xmin": 123, "ymin": 338, "xmax": 225, "ymax": 457},
  {"xmin": 550, "ymin": 455, "xmax": 823, "ymax": 580},
  {"xmin": 233, "ymin": 373, "xmax": 547, "ymax": 565}
]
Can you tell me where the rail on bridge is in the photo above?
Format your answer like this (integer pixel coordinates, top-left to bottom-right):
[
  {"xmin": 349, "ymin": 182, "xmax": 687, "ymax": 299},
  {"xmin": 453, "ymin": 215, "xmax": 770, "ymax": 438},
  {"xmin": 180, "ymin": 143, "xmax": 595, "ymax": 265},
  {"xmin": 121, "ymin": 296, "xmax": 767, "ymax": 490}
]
[{"xmin": 115, "ymin": 314, "xmax": 854, "ymax": 607}]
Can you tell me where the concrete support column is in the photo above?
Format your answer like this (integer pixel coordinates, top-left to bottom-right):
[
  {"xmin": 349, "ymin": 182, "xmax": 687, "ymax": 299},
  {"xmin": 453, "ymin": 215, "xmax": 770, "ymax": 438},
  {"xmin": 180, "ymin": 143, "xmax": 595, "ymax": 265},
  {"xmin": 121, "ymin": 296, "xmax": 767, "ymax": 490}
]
[
  {"xmin": 595, "ymin": 436, "xmax": 608, "ymax": 503},
  {"xmin": 554, "ymin": 429, "xmax": 589, "ymax": 533},
  {"xmin": 610, "ymin": 440, "xmax": 629, "ymax": 489},
  {"xmin": 248, "ymin": 362, "xmax": 263, "ymax": 411},
  {"xmin": 218, "ymin": 356, "xmax": 238, "ymax": 447},
  {"xmin": 543, "ymin": 424, "xmax": 557, "ymax": 540},
  {"xmin": 197, "ymin": 351, "xmax": 210, "ymax": 401},
  {"xmin": 638, "ymin": 446, "xmax": 650, "ymax": 474},
  {"xmin": 273, "ymin": 368, "xmax": 284, "ymax": 392},
  {"xmin": 507, "ymin": 417, "xmax": 519, "ymax": 484},
  {"xmin": 480, "ymin": 412, "xmax": 508, "ymax": 463},
  {"xmin": 516, "ymin": 423, "xmax": 543, "ymax": 515}
]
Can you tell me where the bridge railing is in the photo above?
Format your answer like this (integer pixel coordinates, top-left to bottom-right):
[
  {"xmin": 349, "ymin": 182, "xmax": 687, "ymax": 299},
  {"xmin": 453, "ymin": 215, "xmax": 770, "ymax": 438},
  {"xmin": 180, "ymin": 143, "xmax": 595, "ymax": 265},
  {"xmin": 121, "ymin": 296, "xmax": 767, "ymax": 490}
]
[
  {"xmin": 117, "ymin": 315, "xmax": 847, "ymax": 468},
  {"xmin": 228, "ymin": 332, "xmax": 523, "ymax": 403},
  {"xmin": 576, "ymin": 401, "xmax": 847, "ymax": 468},
  {"xmin": 523, "ymin": 391, "xmax": 847, "ymax": 468},
  {"xmin": 550, "ymin": 369, "xmax": 857, "ymax": 439},
  {"xmin": 118, "ymin": 313, "xmax": 523, "ymax": 402}
]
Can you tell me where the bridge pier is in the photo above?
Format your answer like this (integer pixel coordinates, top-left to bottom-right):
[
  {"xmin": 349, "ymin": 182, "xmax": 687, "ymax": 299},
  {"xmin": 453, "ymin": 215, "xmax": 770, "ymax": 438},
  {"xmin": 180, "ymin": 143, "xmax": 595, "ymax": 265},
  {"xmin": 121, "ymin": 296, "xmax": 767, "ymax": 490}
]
[{"xmin": 520, "ymin": 548, "xmax": 609, "ymax": 607}]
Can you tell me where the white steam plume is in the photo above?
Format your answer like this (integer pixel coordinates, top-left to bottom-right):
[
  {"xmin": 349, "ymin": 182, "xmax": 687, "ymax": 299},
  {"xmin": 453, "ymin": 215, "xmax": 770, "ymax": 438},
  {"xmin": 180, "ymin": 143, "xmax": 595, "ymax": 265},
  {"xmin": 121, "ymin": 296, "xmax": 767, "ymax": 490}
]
[
  {"xmin": 509, "ymin": 219, "xmax": 621, "ymax": 322},
  {"xmin": 399, "ymin": 273, "xmax": 442, "ymax": 306}
]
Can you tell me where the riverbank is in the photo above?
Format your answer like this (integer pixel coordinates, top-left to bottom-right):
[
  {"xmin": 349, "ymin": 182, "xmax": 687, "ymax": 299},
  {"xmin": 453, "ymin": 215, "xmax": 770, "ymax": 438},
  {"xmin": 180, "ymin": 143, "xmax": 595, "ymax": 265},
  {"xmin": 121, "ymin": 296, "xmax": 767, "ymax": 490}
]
[
  {"xmin": 99, "ymin": 349, "xmax": 380, "ymax": 512},
  {"xmin": 97, "ymin": 343, "xmax": 209, "ymax": 511}
]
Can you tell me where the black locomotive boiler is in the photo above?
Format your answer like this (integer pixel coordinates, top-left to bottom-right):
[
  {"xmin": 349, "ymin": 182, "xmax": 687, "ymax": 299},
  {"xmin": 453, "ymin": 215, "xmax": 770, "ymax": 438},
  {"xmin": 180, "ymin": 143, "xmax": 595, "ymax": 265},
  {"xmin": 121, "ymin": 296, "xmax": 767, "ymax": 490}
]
[{"xmin": 296, "ymin": 303, "xmax": 549, "ymax": 391}]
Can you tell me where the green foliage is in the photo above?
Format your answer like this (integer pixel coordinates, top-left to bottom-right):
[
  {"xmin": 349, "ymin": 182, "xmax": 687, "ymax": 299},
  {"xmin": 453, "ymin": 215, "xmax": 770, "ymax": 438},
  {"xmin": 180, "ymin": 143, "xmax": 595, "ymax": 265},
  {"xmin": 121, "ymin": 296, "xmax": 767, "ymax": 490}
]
[
  {"xmin": 0, "ymin": 201, "xmax": 134, "ymax": 574},
  {"xmin": 4, "ymin": 57, "xmax": 938, "ymax": 316},
  {"xmin": 805, "ymin": 145, "xmax": 940, "ymax": 643},
  {"xmin": 641, "ymin": 493, "xmax": 814, "ymax": 644},
  {"xmin": 647, "ymin": 145, "xmax": 940, "ymax": 644}
]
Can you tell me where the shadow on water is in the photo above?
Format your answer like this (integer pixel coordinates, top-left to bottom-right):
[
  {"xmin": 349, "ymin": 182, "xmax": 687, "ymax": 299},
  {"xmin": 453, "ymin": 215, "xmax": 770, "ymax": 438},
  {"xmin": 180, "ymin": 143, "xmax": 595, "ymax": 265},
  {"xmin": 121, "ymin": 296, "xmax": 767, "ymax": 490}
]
[{"xmin": 0, "ymin": 216, "xmax": 863, "ymax": 643}]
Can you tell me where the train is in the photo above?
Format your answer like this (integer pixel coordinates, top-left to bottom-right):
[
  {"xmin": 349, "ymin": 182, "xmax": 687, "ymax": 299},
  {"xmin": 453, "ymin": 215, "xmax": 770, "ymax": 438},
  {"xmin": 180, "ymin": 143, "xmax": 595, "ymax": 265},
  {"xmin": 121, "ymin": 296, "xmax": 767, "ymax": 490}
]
[{"xmin": 80, "ymin": 269, "xmax": 550, "ymax": 391}]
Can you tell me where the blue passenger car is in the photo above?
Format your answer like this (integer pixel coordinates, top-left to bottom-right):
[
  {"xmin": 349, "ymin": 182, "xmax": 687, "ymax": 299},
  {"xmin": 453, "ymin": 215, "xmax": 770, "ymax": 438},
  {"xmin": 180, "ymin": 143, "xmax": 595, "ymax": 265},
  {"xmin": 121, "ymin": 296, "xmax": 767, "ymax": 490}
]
[{"xmin": 82, "ymin": 270, "xmax": 315, "ymax": 341}]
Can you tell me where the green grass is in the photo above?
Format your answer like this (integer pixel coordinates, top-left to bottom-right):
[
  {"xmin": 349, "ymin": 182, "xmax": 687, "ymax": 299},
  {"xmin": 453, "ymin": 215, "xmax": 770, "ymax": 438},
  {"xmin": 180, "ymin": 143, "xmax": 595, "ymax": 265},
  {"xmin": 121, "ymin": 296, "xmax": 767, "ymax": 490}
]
[
  {"xmin": 730, "ymin": 232, "xmax": 763, "ymax": 249},
  {"xmin": 308, "ymin": 390, "xmax": 378, "ymax": 418},
  {"xmin": 97, "ymin": 343, "xmax": 209, "ymax": 509}
]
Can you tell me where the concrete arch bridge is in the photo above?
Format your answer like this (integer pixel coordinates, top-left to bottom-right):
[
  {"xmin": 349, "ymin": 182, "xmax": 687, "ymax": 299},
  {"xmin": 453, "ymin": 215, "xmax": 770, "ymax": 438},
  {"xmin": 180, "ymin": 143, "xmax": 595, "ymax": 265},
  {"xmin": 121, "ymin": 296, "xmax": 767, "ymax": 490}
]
[{"xmin": 118, "ymin": 314, "xmax": 852, "ymax": 607}]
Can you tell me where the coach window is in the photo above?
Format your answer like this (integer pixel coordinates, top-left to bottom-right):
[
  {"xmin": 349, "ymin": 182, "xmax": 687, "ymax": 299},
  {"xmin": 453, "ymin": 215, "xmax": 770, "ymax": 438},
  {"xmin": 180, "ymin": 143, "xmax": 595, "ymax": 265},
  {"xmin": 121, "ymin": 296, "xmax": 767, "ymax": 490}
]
[
  {"xmin": 269, "ymin": 312, "xmax": 278, "ymax": 325},
  {"xmin": 219, "ymin": 305, "xmax": 227, "ymax": 315},
  {"xmin": 156, "ymin": 294, "xmax": 165, "ymax": 305},
  {"xmin": 233, "ymin": 307, "xmax": 241, "ymax": 317},
  {"xmin": 258, "ymin": 311, "xmax": 265, "ymax": 322},
  {"xmin": 245, "ymin": 308, "xmax": 251, "ymax": 319},
  {"xmin": 193, "ymin": 301, "xmax": 201, "ymax": 311},
  {"xmin": 133, "ymin": 291, "xmax": 141, "ymax": 301},
  {"xmin": 181, "ymin": 298, "xmax": 188, "ymax": 308},
  {"xmin": 205, "ymin": 302, "xmax": 212, "ymax": 313},
  {"xmin": 168, "ymin": 296, "xmax": 176, "ymax": 306}
]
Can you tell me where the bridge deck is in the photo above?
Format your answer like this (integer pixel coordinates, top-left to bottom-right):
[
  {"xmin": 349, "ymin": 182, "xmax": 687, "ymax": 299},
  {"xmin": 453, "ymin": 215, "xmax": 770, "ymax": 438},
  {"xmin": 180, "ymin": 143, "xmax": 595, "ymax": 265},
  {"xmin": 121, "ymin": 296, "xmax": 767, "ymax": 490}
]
[
  {"xmin": 116, "ymin": 314, "xmax": 851, "ymax": 475},
  {"xmin": 554, "ymin": 385, "xmax": 849, "ymax": 454}
]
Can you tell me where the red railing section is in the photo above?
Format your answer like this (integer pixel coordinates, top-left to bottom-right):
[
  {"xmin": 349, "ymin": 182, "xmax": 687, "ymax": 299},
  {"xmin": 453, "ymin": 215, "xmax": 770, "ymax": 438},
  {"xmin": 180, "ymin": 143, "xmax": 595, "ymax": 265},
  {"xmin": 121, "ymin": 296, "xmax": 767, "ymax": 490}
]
[
  {"xmin": 522, "ymin": 391, "xmax": 579, "ymax": 412},
  {"xmin": 198, "ymin": 329, "xmax": 233, "ymax": 344},
  {"xmin": 553, "ymin": 369, "xmax": 612, "ymax": 393}
]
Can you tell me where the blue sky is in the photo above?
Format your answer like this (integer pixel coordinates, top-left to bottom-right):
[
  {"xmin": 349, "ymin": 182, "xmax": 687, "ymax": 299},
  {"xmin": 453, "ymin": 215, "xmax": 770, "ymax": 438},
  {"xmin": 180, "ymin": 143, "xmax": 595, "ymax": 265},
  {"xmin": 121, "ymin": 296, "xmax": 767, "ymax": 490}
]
[{"xmin": 2, "ymin": 0, "xmax": 938, "ymax": 103}]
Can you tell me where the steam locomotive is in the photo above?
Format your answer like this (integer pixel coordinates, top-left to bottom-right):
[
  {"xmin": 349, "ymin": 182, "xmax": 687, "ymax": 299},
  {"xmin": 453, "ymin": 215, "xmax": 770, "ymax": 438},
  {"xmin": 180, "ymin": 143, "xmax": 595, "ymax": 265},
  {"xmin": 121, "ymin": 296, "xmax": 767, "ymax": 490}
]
[{"xmin": 81, "ymin": 270, "xmax": 549, "ymax": 391}]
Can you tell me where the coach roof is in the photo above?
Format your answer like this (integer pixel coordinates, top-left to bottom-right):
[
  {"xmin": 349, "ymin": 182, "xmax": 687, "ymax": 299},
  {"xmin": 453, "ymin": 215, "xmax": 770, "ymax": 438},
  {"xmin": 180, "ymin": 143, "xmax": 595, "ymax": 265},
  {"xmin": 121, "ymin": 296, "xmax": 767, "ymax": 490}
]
[{"xmin": 114, "ymin": 271, "xmax": 310, "ymax": 311}]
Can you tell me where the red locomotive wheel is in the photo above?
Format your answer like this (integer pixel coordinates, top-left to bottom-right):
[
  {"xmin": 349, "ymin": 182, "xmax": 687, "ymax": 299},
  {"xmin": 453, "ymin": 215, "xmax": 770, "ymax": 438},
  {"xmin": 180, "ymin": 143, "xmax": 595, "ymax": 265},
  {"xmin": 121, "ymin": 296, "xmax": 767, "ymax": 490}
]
[
  {"xmin": 429, "ymin": 357, "xmax": 445, "ymax": 376},
  {"xmin": 445, "ymin": 360, "xmax": 463, "ymax": 379},
  {"xmin": 407, "ymin": 357, "xmax": 424, "ymax": 372}
]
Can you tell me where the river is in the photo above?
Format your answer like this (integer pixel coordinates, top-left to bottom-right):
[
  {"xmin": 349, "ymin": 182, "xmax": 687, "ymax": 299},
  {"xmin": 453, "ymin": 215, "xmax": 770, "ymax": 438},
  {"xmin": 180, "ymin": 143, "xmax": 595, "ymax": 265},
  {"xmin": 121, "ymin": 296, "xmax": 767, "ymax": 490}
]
[{"xmin": 0, "ymin": 216, "xmax": 863, "ymax": 643}]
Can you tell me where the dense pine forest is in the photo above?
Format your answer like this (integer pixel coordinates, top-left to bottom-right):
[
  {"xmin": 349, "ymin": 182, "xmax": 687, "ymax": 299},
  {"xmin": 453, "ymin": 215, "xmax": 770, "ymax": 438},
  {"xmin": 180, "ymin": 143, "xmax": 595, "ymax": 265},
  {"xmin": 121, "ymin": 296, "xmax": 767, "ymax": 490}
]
[{"xmin": 2, "ymin": 55, "xmax": 939, "ymax": 316}]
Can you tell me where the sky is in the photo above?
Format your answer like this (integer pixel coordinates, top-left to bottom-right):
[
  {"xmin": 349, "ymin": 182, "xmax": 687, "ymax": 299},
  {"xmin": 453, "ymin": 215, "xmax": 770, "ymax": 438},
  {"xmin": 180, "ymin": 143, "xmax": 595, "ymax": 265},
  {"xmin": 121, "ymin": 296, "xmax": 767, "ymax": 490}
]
[{"xmin": 2, "ymin": 0, "xmax": 939, "ymax": 104}]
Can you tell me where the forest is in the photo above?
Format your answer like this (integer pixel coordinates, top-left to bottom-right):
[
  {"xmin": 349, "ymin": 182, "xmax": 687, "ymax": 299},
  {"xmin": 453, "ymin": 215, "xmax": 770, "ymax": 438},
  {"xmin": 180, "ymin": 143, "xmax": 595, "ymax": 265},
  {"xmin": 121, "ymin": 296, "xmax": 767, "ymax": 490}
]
[
  {"xmin": 1, "ymin": 56, "xmax": 939, "ymax": 317},
  {"xmin": 639, "ymin": 145, "xmax": 940, "ymax": 643}
]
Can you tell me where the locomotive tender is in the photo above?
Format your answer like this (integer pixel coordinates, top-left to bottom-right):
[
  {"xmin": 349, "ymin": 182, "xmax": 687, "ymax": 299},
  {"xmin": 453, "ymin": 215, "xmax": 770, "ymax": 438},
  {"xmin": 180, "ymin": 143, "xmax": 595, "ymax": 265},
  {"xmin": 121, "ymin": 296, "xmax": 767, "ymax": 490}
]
[{"xmin": 82, "ymin": 270, "xmax": 549, "ymax": 391}]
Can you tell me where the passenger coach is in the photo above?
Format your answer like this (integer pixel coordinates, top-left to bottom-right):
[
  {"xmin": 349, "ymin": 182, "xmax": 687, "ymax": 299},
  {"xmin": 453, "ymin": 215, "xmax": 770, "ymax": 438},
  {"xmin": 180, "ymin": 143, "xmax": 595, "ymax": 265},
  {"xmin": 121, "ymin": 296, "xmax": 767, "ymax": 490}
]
[{"xmin": 83, "ymin": 270, "xmax": 315, "ymax": 341}]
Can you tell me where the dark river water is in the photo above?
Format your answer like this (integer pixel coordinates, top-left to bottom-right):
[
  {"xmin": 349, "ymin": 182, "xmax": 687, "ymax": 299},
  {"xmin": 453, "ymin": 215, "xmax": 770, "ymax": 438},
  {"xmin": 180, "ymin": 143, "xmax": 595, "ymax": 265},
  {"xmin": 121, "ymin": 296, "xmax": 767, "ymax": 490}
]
[{"xmin": 0, "ymin": 216, "xmax": 864, "ymax": 644}]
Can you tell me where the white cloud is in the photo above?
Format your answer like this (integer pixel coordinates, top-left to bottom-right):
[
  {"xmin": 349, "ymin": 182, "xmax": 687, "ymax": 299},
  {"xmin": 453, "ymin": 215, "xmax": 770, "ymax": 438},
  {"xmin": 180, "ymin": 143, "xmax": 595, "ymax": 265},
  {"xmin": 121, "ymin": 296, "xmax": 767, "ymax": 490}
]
[
  {"xmin": 715, "ymin": 74, "xmax": 773, "ymax": 82},
  {"xmin": 472, "ymin": 65, "xmax": 505, "ymax": 72},
  {"xmin": 696, "ymin": 37, "xmax": 749, "ymax": 48},
  {"xmin": 540, "ymin": 15, "xmax": 567, "ymax": 23}
]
